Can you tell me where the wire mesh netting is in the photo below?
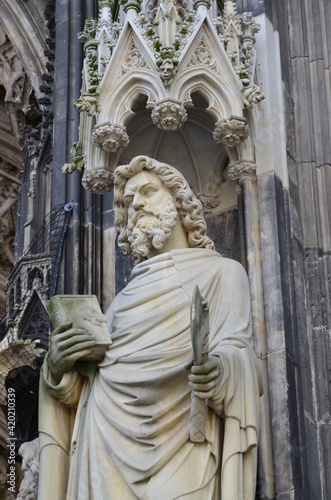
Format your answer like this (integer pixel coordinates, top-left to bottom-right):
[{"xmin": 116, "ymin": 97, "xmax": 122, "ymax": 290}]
[
  {"xmin": 23, "ymin": 202, "xmax": 73, "ymax": 295},
  {"xmin": 0, "ymin": 202, "xmax": 73, "ymax": 444},
  {"xmin": 2, "ymin": 202, "xmax": 73, "ymax": 324}
]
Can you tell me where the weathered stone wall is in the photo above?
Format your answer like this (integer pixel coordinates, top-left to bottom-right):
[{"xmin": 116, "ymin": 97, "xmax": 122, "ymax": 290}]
[
  {"xmin": 276, "ymin": 1, "xmax": 331, "ymax": 497},
  {"xmin": 246, "ymin": 0, "xmax": 331, "ymax": 498},
  {"xmin": 237, "ymin": 1, "xmax": 330, "ymax": 497}
]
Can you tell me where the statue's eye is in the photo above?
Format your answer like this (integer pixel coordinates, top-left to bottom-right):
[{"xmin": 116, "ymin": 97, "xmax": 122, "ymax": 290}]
[
  {"xmin": 124, "ymin": 195, "xmax": 133, "ymax": 206},
  {"xmin": 145, "ymin": 187, "xmax": 157, "ymax": 197}
]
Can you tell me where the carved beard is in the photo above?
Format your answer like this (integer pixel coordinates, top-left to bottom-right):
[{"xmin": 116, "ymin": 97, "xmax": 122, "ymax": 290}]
[{"xmin": 127, "ymin": 198, "xmax": 178, "ymax": 264}]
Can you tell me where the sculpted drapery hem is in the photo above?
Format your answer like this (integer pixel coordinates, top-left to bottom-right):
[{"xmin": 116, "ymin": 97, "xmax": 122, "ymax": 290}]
[{"xmin": 39, "ymin": 249, "xmax": 262, "ymax": 499}]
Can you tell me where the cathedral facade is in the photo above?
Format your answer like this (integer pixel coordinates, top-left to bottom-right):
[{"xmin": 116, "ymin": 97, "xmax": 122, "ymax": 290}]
[{"xmin": 0, "ymin": 0, "xmax": 330, "ymax": 497}]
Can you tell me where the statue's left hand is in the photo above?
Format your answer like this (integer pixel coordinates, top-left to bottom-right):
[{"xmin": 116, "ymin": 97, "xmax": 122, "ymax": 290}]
[{"xmin": 188, "ymin": 355, "xmax": 223, "ymax": 400}]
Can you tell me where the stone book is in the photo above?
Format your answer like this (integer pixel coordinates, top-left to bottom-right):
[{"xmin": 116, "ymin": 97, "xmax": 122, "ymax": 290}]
[{"xmin": 47, "ymin": 294, "xmax": 112, "ymax": 361}]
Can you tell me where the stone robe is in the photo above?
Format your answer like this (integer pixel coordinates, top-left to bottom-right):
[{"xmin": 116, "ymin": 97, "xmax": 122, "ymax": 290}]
[{"xmin": 39, "ymin": 248, "xmax": 262, "ymax": 499}]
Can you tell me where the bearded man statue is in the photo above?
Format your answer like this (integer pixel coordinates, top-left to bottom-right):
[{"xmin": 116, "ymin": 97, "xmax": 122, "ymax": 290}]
[{"xmin": 38, "ymin": 155, "xmax": 262, "ymax": 500}]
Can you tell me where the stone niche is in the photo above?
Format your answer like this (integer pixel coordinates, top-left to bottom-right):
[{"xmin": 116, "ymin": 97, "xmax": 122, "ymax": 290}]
[
  {"xmin": 117, "ymin": 93, "xmax": 243, "ymax": 264},
  {"xmin": 62, "ymin": 0, "xmax": 264, "ymax": 267}
]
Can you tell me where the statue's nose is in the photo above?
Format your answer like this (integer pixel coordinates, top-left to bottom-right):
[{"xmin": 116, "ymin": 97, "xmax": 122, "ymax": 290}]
[{"xmin": 132, "ymin": 192, "xmax": 144, "ymax": 209}]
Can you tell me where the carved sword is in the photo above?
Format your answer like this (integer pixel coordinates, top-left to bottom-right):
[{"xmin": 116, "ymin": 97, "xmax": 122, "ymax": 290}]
[{"xmin": 189, "ymin": 285, "xmax": 209, "ymax": 443}]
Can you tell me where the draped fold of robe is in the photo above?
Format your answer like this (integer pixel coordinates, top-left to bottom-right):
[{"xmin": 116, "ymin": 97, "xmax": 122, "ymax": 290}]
[{"xmin": 39, "ymin": 249, "xmax": 262, "ymax": 500}]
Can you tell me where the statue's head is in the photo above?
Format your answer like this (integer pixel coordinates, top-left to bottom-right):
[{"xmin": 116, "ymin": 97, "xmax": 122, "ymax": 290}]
[{"xmin": 114, "ymin": 156, "xmax": 215, "ymax": 264}]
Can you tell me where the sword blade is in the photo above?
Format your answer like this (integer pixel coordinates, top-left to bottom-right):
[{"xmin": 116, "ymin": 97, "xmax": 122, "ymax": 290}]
[{"xmin": 190, "ymin": 285, "xmax": 209, "ymax": 365}]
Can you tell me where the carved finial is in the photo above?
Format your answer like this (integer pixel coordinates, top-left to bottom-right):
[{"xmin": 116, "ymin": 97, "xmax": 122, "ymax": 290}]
[
  {"xmin": 237, "ymin": 12, "xmax": 265, "ymax": 109},
  {"xmin": 154, "ymin": 0, "xmax": 181, "ymax": 46},
  {"xmin": 77, "ymin": 19, "xmax": 103, "ymax": 112},
  {"xmin": 96, "ymin": 0, "xmax": 117, "ymax": 73},
  {"xmin": 240, "ymin": 12, "xmax": 260, "ymax": 43},
  {"xmin": 193, "ymin": 0, "xmax": 211, "ymax": 16},
  {"xmin": 121, "ymin": 0, "xmax": 142, "ymax": 16},
  {"xmin": 222, "ymin": 0, "xmax": 242, "ymax": 67}
]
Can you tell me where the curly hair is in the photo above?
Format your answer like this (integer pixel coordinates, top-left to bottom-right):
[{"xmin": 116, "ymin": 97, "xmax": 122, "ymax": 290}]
[{"xmin": 114, "ymin": 156, "xmax": 215, "ymax": 259}]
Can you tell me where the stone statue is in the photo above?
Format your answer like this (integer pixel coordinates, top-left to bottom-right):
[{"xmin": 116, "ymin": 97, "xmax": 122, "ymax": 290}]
[
  {"xmin": 39, "ymin": 155, "xmax": 262, "ymax": 499},
  {"xmin": 17, "ymin": 438, "xmax": 39, "ymax": 500}
]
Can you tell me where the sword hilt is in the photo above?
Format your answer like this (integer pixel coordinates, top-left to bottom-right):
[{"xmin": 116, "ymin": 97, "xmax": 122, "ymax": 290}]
[{"xmin": 190, "ymin": 394, "xmax": 207, "ymax": 442}]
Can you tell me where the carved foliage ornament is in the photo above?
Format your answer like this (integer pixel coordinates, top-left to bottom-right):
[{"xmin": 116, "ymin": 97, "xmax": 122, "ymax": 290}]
[
  {"xmin": 151, "ymin": 101, "xmax": 187, "ymax": 131},
  {"xmin": 92, "ymin": 122, "xmax": 130, "ymax": 152},
  {"xmin": 227, "ymin": 160, "xmax": 256, "ymax": 182},
  {"xmin": 82, "ymin": 168, "xmax": 113, "ymax": 194},
  {"xmin": 213, "ymin": 116, "xmax": 249, "ymax": 147}
]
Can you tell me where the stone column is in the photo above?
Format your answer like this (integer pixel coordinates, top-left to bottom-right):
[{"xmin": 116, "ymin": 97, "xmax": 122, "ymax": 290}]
[{"xmin": 228, "ymin": 161, "xmax": 276, "ymax": 499}]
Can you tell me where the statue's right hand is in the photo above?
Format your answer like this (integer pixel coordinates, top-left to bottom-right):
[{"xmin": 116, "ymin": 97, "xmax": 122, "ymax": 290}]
[{"xmin": 48, "ymin": 322, "xmax": 96, "ymax": 384}]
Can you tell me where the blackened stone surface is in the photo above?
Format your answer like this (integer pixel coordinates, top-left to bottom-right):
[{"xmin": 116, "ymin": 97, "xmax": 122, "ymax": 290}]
[
  {"xmin": 269, "ymin": 0, "xmax": 331, "ymax": 495},
  {"xmin": 274, "ymin": 177, "xmax": 311, "ymax": 498},
  {"xmin": 205, "ymin": 209, "xmax": 242, "ymax": 263},
  {"xmin": 115, "ymin": 241, "xmax": 132, "ymax": 296},
  {"xmin": 259, "ymin": 170, "xmax": 328, "ymax": 499},
  {"xmin": 258, "ymin": 173, "xmax": 286, "ymax": 352},
  {"xmin": 265, "ymin": 348, "xmax": 294, "ymax": 496},
  {"xmin": 275, "ymin": 2, "xmax": 331, "ymax": 497}
]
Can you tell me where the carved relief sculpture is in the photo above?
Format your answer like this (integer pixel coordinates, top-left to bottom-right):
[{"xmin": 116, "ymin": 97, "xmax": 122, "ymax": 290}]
[
  {"xmin": 151, "ymin": 100, "xmax": 188, "ymax": 131},
  {"xmin": 92, "ymin": 122, "xmax": 130, "ymax": 152},
  {"xmin": 213, "ymin": 115, "xmax": 249, "ymax": 147},
  {"xmin": 16, "ymin": 439, "xmax": 39, "ymax": 500},
  {"xmin": 39, "ymin": 156, "xmax": 262, "ymax": 499}
]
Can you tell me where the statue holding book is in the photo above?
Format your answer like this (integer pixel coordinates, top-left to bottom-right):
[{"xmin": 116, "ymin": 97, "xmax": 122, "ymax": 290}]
[{"xmin": 39, "ymin": 156, "xmax": 262, "ymax": 499}]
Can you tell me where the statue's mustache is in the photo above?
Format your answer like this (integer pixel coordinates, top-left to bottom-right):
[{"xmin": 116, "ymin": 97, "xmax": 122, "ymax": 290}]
[{"xmin": 129, "ymin": 208, "xmax": 160, "ymax": 228}]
